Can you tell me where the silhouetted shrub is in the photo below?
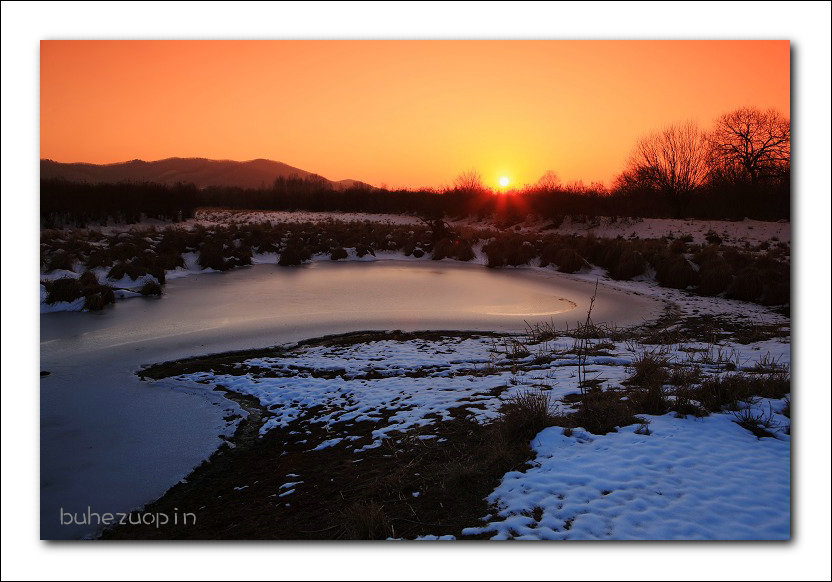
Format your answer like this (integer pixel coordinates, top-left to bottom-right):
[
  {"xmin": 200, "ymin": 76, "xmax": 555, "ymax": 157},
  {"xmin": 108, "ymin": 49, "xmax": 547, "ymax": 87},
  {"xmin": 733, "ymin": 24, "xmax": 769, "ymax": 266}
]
[
  {"xmin": 433, "ymin": 237, "xmax": 475, "ymax": 261},
  {"xmin": 713, "ymin": 376, "xmax": 756, "ymax": 411},
  {"xmin": 198, "ymin": 242, "xmax": 230, "ymax": 271},
  {"xmin": 671, "ymin": 386, "xmax": 708, "ymax": 418},
  {"xmin": 330, "ymin": 247, "xmax": 348, "ymax": 260},
  {"xmin": 83, "ymin": 287, "xmax": 115, "ymax": 311},
  {"xmin": 43, "ymin": 277, "xmax": 82, "ymax": 304},
  {"xmin": 609, "ymin": 249, "xmax": 647, "ymax": 280},
  {"xmin": 278, "ymin": 244, "xmax": 311, "ymax": 266},
  {"xmin": 453, "ymin": 239, "xmax": 475, "ymax": 261},
  {"xmin": 732, "ymin": 404, "xmax": 781, "ymax": 439},
  {"xmin": 228, "ymin": 244, "xmax": 253, "ymax": 267},
  {"xmin": 654, "ymin": 255, "xmax": 697, "ymax": 289},
  {"xmin": 553, "ymin": 248, "xmax": 585, "ymax": 273},
  {"xmin": 727, "ymin": 266, "xmax": 765, "ymax": 302},
  {"xmin": 355, "ymin": 243, "xmax": 374, "ymax": 258},
  {"xmin": 704, "ymin": 230, "xmax": 723, "ymax": 245},
  {"xmin": 77, "ymin": 270, "xmax": 99, "ymax": 290},
  {"xmin": 692, "ymin": 245, "xmax": 720, "ymax": 266},
  {"xmin": 483, "ymin": 236, "xmax": 535, "ymax": 268},
  {"xmin": 761, "ymin": 280, "xmax": 789, "ymax": 306},
  {"xmin": 43, "ymin": 274, "xmax": 115, "ymax": 310},
  {"xmin": 107, "ymin": 261, "xmax": 141, "ymax": 281},
  {"xmin": 626, "ymin": 350, "xmax": 668, "ymax": 388},
  {"xmin": 155, "ymin": 251, "xmax": 185, "ymax": 271},
  {"xmin": 432, "ymin": 238, "xmax": 455, "ymax": 260},
  {"xmin": 697, "ymin": 259, "xmax": 733, "ymax": 296},
  {"xmin": 45, "ymin": 251, "xmax": 76, "ymax": 272},
  {"xmin": 538, "ymin": 243, "xmax": 560, "ymax": 267},
  {"xmin": 139, "ymin": 281, "xmax": 162, "ymax": 296},
  {"xmin": 84, "ymin": 248, "xmax": 114, "ymax": 269},
  {"xmin": 669, "ymin": 236, "xmax": 692, "ymax": 254}
]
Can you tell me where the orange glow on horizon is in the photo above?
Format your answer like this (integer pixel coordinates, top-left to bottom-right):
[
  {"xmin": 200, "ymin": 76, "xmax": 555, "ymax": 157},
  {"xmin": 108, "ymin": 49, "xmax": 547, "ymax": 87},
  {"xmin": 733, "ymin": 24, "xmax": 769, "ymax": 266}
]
[{"xmin": 40, "ymin": 40, "xmax": 789, "ymax": 189}]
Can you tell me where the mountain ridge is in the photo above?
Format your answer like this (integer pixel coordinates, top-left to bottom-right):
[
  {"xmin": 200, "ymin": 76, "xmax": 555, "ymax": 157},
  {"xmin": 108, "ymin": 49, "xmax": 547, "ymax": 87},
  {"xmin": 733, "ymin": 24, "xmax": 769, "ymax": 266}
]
[{"xmin": 40, "ymin": 157, "xmax": 369, "ymax": 190}]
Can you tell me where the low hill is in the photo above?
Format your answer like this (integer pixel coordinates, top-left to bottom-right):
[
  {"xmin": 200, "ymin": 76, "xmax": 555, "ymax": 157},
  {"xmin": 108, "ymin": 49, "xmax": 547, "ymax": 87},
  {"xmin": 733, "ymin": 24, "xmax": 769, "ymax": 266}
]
[{"xmin": 40, "ymin": 157, "xmax": 369, "ymax": 190}]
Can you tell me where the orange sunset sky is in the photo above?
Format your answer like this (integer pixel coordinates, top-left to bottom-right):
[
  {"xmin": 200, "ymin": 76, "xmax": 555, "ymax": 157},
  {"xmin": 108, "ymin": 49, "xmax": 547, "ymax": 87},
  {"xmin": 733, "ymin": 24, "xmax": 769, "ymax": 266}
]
[{"xmin": 40, "ymin": 40, "xmax": 790, "ymax": 189}]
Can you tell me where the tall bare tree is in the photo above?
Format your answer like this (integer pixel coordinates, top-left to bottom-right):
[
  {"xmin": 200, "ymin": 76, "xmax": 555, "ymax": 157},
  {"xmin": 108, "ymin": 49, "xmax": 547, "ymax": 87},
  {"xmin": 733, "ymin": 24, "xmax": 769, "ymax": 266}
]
[
  {"xmin": 535, "ymin": 170, "xmax": 562, "ymax": 191},
  {"xmin": 708, "ymin": 107, "xmax": 790, "ymax": 185},
  {"xmin": 453, "ymin": 169, "xmax": 486, "ymax": 193},
  {"xmin": 627, "ymin": 121, "xmax": 709, "ymax": 217}
]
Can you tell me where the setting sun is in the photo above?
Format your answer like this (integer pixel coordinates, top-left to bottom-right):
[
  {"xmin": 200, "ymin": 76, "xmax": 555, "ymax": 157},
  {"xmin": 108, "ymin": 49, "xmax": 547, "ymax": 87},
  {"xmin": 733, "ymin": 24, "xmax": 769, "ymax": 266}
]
[
  {"xmin": 24, "ymin": 19, "xmax": 801, "ymax": 551},
  {"xmin": 39, "ymin": 40, "xmax": 790, "ymax": 188}
]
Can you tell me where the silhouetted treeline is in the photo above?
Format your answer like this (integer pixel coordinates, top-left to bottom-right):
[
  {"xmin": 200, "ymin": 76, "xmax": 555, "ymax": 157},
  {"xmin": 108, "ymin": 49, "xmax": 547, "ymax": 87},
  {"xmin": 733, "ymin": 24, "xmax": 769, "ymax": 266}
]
[
  {"xmin": 40, "ymin": 180, "xmax": 201, "ymax": 226},
  {"xmin": 41, "ymin": 106, "xmax": 790, "ymax": 226},
  {"xmin": 41, "ymin": 174, "xmax": 789, "ymax": 227}
]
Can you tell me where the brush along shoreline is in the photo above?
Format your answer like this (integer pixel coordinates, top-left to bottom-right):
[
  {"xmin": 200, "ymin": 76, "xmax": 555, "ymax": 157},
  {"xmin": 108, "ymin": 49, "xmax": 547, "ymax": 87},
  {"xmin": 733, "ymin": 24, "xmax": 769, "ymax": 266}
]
[{"xmin": 41, "ymin": 212, "xmax": 790, "ymax": 313}]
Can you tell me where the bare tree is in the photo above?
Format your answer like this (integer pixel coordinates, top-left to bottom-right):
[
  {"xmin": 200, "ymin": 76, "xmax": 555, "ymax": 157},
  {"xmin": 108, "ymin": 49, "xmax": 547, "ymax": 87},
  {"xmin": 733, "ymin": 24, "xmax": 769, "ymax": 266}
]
[
  {"xmin": 627, "ymin": 121, "xmax": 709, "ymax": 217},
  {"xmin": 453, "ymin": 169, "xmax": 486, "ymax": 193},
  {"xmin": 535, "ymin": 170, "xmax": 562, "ymax": 191},
  {"xmin": 708, "ymin": 107, "xmax": 790, "ymax": 185}
]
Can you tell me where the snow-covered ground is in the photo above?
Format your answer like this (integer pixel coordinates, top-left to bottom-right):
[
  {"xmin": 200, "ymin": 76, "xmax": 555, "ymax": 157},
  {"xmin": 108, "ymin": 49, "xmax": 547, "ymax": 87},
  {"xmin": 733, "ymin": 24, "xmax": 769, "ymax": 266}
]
[
  {"xmin": 463, "ymin": 408, "xmax": 789, "ymax": 540},
  {"xmin": 196, "ymin": 210, "xmax": 790, "ymax": 246},
  {"xmin": 171, "ymin": 333, "xmax": 789, "ymax": 444},
  {"xmin": 85, "ymin": 209, "xmax": 425, "ymax": 235},
  {"xmin": 41, "ymin": 212, "xmax": 791, "ymax": 540},
  {"xmin": 158, "ymin": 319, "xmax": 790, "ymax": 539},
  {"xmin": 79, "ymin": 209, "xmax": 790, "ymax": 247},
  {"xmin": 521, "ymin": 215, "xmax": 789, "ymax": 246}
]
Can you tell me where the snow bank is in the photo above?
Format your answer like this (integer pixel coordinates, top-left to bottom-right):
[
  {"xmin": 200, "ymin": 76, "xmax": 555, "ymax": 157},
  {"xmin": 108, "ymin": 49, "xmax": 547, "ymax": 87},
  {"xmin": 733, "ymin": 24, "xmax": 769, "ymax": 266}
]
[{"xmin": 462, "ymin": 410, "xmax": 789, "ymax": 540}]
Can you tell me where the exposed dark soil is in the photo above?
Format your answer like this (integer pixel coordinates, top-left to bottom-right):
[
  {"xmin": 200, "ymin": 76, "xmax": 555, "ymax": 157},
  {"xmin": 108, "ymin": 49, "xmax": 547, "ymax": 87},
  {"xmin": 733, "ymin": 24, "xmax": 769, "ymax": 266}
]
[{"xmin": 102, "ymin": 388, "xmax": 533, "ymax": 540}]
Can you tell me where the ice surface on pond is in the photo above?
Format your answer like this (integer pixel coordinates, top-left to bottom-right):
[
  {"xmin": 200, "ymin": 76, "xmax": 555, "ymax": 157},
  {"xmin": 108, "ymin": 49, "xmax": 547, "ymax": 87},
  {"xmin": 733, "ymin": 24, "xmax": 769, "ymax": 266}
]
[
  {"xmin": 40, "ymin": 260, "xmax": 662, "ymax": 539},
  {"xmin": 41, "ymin": 256, "xmax": 788, "ymax": 540}
]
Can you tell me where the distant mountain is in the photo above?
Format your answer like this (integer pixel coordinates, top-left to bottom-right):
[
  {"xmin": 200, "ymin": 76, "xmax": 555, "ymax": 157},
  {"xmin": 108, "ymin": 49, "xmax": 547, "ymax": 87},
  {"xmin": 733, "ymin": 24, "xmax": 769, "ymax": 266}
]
[{"xmin": 40, "ymin": 157, "xmax": 370, "ymax": 190}]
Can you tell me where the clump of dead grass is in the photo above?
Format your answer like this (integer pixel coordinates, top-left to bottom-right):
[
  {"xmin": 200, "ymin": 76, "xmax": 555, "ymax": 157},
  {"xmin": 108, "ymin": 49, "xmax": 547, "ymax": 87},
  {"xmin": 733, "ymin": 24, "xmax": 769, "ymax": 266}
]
[
  {"xmin": 338, "ymin": 501, "xmax": 395, "ymax": 540},
  {"xmin": 496, "ymin": 389, "xmax": 557, "ymax": 442}
]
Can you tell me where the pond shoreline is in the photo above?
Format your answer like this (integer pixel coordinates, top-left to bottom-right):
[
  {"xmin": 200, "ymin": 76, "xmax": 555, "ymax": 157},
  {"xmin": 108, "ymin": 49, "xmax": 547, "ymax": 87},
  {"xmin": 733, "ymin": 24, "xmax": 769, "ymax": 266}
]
[
  {"xmin": 100, "ymin": 310, "xmax": 790, "ymax": 540},
  {"xmin": 41, "ymin": 260, "xmax": 667, "ymax": 539}
]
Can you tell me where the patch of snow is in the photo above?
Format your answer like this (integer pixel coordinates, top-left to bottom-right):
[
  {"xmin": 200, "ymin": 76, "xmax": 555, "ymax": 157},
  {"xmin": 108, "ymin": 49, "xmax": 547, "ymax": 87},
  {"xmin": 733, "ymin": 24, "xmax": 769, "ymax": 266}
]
[{"xmin": 462, "ymin": 410, "xmax": 789, "ymax": 540}]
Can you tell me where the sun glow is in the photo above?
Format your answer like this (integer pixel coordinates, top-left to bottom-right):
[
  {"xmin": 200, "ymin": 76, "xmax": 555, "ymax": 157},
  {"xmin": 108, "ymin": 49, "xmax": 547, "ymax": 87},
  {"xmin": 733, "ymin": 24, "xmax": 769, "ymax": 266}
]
[
  {"xmin": 40, "ymin": 41, "xmax": 790, "ymax": 188},
  {"xmin": 498, "ymin": 176, "xmax": 510, "ymax": 188}
]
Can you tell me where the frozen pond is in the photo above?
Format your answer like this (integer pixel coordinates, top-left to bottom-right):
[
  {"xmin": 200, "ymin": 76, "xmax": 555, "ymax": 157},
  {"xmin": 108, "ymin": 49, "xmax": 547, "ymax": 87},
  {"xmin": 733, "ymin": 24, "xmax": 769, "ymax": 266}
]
[{"xmin": 40, "ymin": 261, "xmax": 663, "ymax": 538}]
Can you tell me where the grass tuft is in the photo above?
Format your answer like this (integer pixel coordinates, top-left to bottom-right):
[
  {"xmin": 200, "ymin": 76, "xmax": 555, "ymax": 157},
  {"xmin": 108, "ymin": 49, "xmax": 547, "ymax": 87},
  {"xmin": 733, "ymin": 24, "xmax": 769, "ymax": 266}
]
[
  {"xmin": 731, "ymin": 403, "xmax": 781, "ymax": 439},
  {"xmin": 338, "ymin": 501, "xmax": 394, "ymax": 540},
  {"xmin": 574, "ymin": 389, "xmax": 641, "ymax": 435},
  {"xmin": 497, "ymin": 390, "xmax": 557, "ymax": 442}
]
